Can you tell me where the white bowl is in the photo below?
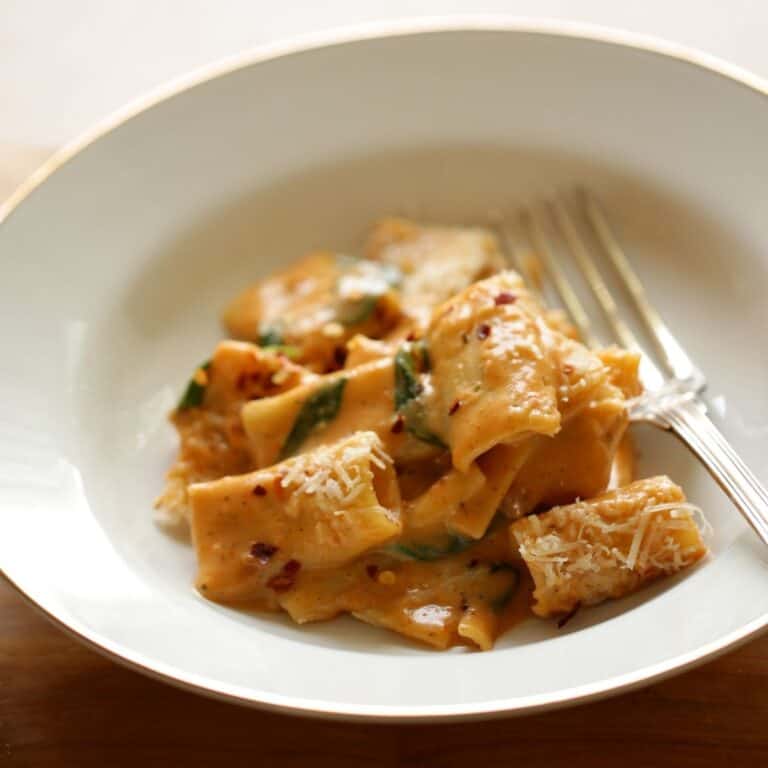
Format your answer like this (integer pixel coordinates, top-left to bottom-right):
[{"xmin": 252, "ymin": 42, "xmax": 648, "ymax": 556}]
[{"xmin": 2, "ymin": 20, "xmax": 767, "ymax": 721}]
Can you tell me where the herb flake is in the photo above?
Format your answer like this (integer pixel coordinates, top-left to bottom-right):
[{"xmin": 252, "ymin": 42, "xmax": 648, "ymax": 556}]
[
  {"xmin": 177, "ymin": 360, "xmax": 211, "ymax": 410},
  {"xmin": 258, "ymin": 325, "xmax": 284, "ymax": 347},
  {"xmin": 337, "ymin": 294, "xmax": 381, "ymax": 326},
  {"xmin": 336, "ymin": 262, "xmax": 402, "ymax": 326},
  {"xmin": 401, "ymin": 409, "xmax": 448, "ymax": 449},
  {"xmin": 393, "ymin": 345, "xmax": 422, "ymax": 409},
  {"xmin": 391, "ymin": 535, "xmax": 473, "ymax": 561},
  {"xmin": 489, "ymin": 566, "xmax": 519, "ymax": 613},
  {"xmin": 393, "ymin": 342, "xmax": 446, "ymax": 448},
  {"xmin": 279, "ymin": 377, "xmax": 347, "ymax": 459}
]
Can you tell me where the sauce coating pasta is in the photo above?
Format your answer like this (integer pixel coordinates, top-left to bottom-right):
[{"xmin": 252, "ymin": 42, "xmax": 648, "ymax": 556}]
[{"xmin": 157, "ymin": 219, "xmax": 708, "ymax": 650}]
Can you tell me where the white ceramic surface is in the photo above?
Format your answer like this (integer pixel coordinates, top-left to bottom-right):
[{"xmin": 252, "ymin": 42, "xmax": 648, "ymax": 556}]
[
  {"xmin": 1, "ymin": 21, "xmax": 768, "ymax": 720},
  {"xmin": 7, "ymin": 3, "xmax": 768, "ymax": 147}
]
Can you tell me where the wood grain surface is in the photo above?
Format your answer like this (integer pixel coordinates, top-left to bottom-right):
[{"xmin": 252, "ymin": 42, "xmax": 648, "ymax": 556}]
[{"xmin": 2, "ymin": 147, "xmax": 767, "ymax": 768}]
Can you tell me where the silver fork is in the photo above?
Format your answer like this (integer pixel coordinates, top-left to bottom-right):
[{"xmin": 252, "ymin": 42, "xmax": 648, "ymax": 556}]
[{"xmin": 500, "ymin": 188, "xmax": 768, "ymax": 546}]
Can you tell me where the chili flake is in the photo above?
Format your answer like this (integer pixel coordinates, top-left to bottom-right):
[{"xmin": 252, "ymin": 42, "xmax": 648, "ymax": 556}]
[
  {"xmin": 476, "ymin": 323, "xmax": 491, "ymax": 340},
  {"xmin": 557, "ymin": 602, "xmax": 581, "ymax": 629},
  {"xmin": 494, "ymin": 291, "xmax": 517, "ymax": 305},
  {"xmin": 449, "ymin": 399, "xmax": 462, "ymax": 415},
  {"xmin": 267, "ymin": 559, "xmax": 302, "ymax": 592},
  {"xmin": 249, "ymin": 541, "xmax": 278, "ymax": 564},
  {"xmin": 333, "ymin": 345, "xmax": 348, "ymax": 368},
  {"xmin": 252, "ymin": 484, "xmax": 267, "ymax": 496},
  {"xmin": 365, "ymin": 564, "xmax": 380, "ymax": 580}
]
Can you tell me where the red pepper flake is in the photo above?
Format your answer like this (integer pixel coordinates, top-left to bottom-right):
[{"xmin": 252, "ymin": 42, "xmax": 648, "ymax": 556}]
[
  {"xmin": 562, "ymin": 364, "xmax": 574, "ymax": 375},
  {"xmin": 249, "ymin": 541, "xmax": 278, "ymax": 564},
  {"xmin": 333, "ymin": 345, "xmax": 348, "ymax": 368},
  {"xmin": 467, "ymin": 558, "xmax": 479, "ymax": 569},
  {"xmin": 405, "ymin": 331, "xmax": 416, "ymax": 341},
  {"xmin": 449, "ymin": 399, "xmax": 462, "ymax": 415},
  {"xmin": 476, "ymin": 323, "xmax": 491, "ymax": 340},
  {"xmin": 461, "ymin": 332, "xmax": 469, "ymax": 344},
  {"xmin": 557, "ymin": 601, "xmax": 581, "ymax": 629},
  {"xmin": 494, "ymin": 291, "xmax": 517, "ymax": 306},
  {"xmin": 252, "ymin": 484, "xmax": 267, "ymax": 496},
  {"xmin": 390, "ymin": 414, "xmax": 405, "ymax": 434},
  {"xmin": 365, "ymin": 564, "xmax": 380, "ymax": 580},
  {"xmin": 267, "ymin": 559, "xmax": 302, "ymax": 592}
]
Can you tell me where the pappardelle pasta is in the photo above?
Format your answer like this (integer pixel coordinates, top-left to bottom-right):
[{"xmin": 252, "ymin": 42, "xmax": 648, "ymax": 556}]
[{"xmin": 156, "ymin": 218, "xmax": 708, "ymax": 650}]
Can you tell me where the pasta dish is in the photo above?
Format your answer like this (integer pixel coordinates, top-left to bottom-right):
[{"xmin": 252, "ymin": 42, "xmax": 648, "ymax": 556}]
[{"xmin": 156, "ymin": 218, "xmax": 708, "ymax": 650}]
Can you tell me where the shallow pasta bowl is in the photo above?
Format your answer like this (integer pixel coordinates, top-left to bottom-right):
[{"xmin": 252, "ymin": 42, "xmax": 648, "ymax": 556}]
[{"xmin": 2, "ymin": 19, "xmax": 768, "ymax": 721}]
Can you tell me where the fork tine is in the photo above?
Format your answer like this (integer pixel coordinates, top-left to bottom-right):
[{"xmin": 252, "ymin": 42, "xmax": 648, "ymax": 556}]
[
  {"xmin": 519, "ymin": 208, "xmax": 601, "ymax": 349},
  {"xmin": 549, "ymin": 198, "xmax": 666, "ymax": 390},
  {"xmin": 549, "ymin": 199, "xmax": 641, "ymax": 351},
  {"xmin": 580, "ymin": 188, "xmax": 700, "ymax": 383},
  {"xmin": 496, "ymin": 221, "xmax": 546, "ymax": 305}
]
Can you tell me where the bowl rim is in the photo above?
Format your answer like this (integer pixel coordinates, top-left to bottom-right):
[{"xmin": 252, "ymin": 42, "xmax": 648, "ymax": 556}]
[
  {"xmin": 2, "ymin": 15, "xmax": 767, "ymax": 226},
  {"xmin": 2, "ymin": 17, "xmax": 767, "ymax": 721}
]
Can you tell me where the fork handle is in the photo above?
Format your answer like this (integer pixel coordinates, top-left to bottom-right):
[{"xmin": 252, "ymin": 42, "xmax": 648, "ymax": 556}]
[{"xmin": 655, "ymin": 396, "xmax": 768, "ymax": 546}]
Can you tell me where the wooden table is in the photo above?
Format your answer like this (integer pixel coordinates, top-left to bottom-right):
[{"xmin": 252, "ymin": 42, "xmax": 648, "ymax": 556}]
[{"xmin": 2, "ymin": 148, "xmax": 767, "ymax": 768}]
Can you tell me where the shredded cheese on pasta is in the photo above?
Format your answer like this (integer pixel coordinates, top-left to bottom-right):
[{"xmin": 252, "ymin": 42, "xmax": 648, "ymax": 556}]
[
  {"xmin": 516, "ymin": 500, "xmax": 709, "ymax": 591},
  {"xmin": 279, "ymin": 431, "xmax": 392, "ymax": 514}
]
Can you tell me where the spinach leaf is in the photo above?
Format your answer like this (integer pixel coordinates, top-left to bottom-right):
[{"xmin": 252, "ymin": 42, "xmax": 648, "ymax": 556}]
[
  {"xmin": 489, "ymin": 565, "xmax": 519, "ymax": 613},
  {"xmin": 394, "ymin": 342, "xmax": 446, "ymax": 448},
  {"xmin": 336, "ymin": 262, "xmax": 402, "ymax": 326},
  {"xmin": 391, "ymin": 535, "xmax": 473, "ymax": 561},
  {"xmin": 402, "ymin": 405, "xmax": 448, "ymax": 449},
  {"xmin": 177, "ymin": 360, "xmax": 212, "ymax": 410},
  {"xmin": 258, "ymin": 325, "xmax": 284, "ymax": 347},
  {"xmin": 394, "ymin": 345, "xmax": 422, "ymax": 409},
  {"xmin": 337, "ymin": 294, "xmax": 380, "ymax": 326},
  {"xmin": 279, "ymin": 377, "xmax": 347, "ymax": 459}
]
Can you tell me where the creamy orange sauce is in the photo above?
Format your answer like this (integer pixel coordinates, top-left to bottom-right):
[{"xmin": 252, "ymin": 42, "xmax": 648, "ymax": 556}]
[
  {"xmin": 157, "ymin": 218, "xmax": 706, "ymax": 651},
  {"xmin": 224, "ymin": 251, "xmax": 403, "ymax": 372}
]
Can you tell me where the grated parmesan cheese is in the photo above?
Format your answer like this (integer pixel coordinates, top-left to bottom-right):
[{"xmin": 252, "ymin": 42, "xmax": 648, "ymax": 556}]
[
  {"xmin": 278, "ymin": 431, "xmax": 392, "ymax": 515},
  {"xmin": 511, "ymin": 476, "xmax": 709, "ymax": 618}
]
